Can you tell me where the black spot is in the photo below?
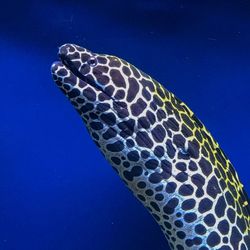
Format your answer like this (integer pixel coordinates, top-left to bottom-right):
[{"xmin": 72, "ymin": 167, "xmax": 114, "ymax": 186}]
[
  {"xmin": 68, "ymin": 88, "xmax": 81, "ymax": 98},
  {"xmin": 96, "ymin": 74, "xmax": 111, "ymax": 85},
  {"xmin": 76, "ymin": 97, "xmax": 85, "ymax": 104},
  {"xmin": 181, "ymin": 199, "xmax": 195, "ymax": 211},
  {"xmin": 219, "ymin": 246, "xmax": 231, "ymax": 250},
  {"xmin": 155, "ymin": 193, "xmax": 164, "ymax": 201},
  {"xmin": 138, "ymin": 117, "xmax": 150, "ymax": 129},
  {"xmin": 109, "ymin": 58, "xmax": 121, "ymax": 67},
  {"xmin": 127, "ymin": 150, "xmax": 140, "ymax": 162},
  {"xmin": 195, "ymin": 188, "xmax": 204, "ymax": 198},
  {"xmin": 218, "ymin": 220, "xmax": 229, "ymax": 235},
  {"xmin": 100, "ymin": 112, "xmax": 116, "ymax": 126},
  {"xmin": 110, "ymin": 69, "xmax": 126, "ymax": 88},
  {"xmin": 141, "ymin": 150, "xmax": 150, "ymax": 159},
  {"xmin": 152, "ymin": 213, "xmax": 161, "ymax": 222},
  {"xmin": 127, "ymin": 77, "xmax": 139, "ymax": 102},
  {"xmin": 193, "ymin": 237, "xmax": 202, "ymax": 245},
  {"xmin": 181, "ymin": 124, "xmax": 193, "ymax": 137},
  {"xmin": 137, "ymin": 194, "xmax": 146, "ymax": 201},
  {"xmin": 96, "ymin": 103, "xmax": 110, "ymax": 112},
  {"xmin": 156, "ymin": 109, "xmax": 166, "ymax": 122},
  {"xmin": 80, "ymin": 103, "xmax": 94, "ymax": 113},
  {"xmin": 165, "ymin": 182, "xmax": 177, "ymax": 193},
  {"xmin": 103, "ymin": 128, "xmax": 117, "ymax": 140},
  {"xmin": 130, "ymin": 65, "xmax": 141, "ymax": 79},
  {"xmin": 199, "ymin": 157, "xmax": 213, "ymax": 176},
  {"xmin": 137, "ymin": 181, "xmax": 146, "ymax": 189},
  {"xmin": 244, "ymin": 236, "xmax": 250, "ymax": 248},
  {"xmin": 135, "ymin": 131, "xmax": 153, "ymax": 148},
  {"xmin": 131, "ymin": 98, "xmax": 147, "ymax": 116},
  {"xmin": 131, "ymin": 165, "xmax": 143, "ymax": 177},
  {"xmin": 177, "ymin": 231, "xmax": 186, "ymax": 239},
  {"xmin": 176, "ymin": 172, "xmax": 188, "ymax": 182},
  {"xmin": 184, "ymin": 212, "xmax": 197, "ymax": 223},
  {"xmin": 163, "ymin": 198, "xmax": 179, "ymax": 214},
  {"xmin": 236, "ymin": 217, "xmax": 247, "ymax": 235},
  {"xmin": 178, "ymin": 147, "xmax": 190, "ymax": 160},
  {"xmin": 145, "ymin": 159, "xmax": 159, "ymax": 170},
  {"xmin": 98, "ymin": 92, "xmax": 109, "ymax": 101},
  {"xmin": 124, "ymin": 171, "xmax": 133, "ymax": 181},
  {"xmin": 164, "ymin": 221, "xmax": 172, "ymax": 229},
  {"xmin": 207, "ymin": 231, "xmax": 220, "ymax": 247},
  {"xmin": 191, "ymin": 173, "xmax": 205, "ymax": 188},
  {"xmin": 181, "ymin": 113, "xmax": 194, "ymax": 129},
  {"xmin": 204, "ymin": 214, "xmax": 216, "ymax": 226},
  {"xmin": 176, "ymin": 212, "xmax": 182, "ymax": 217},
  {"xmin": 173, "ymin": 134, "xmax": 185, "ymax": 148},
  {"xmin": 176, "ymin": 245, "xmax": 184, "ymax": 250},
  {"xmin": 106, "ymin": 141, "xmax": 124, "ymax": 152},
  {"xmin": 189, "ymin": 161, "xmax": 198, "ymax": 171},
  {"xmin": 92, "ymin": 132, "xmax": 99, "ymax": 140},
  {"xmin": 153, "ymin": 94, "xmax": 163, "ymax": 107},
  {"xmin": 227, "ymin": 207, "xmax": 236, "ymax": 224},
  {"xmin": 174, "ymin": 220, "xmax": 183, "ymax": 228},
  {"xmin": 151, "ymin": 125, "xmax": 166, "ymax": 143},
  {"xmin": 126, "ymin": 139, "xmax": 135, "ymax": 148},
  {"xmin": 140, "ymin": 78, "xmax": 155, "ymax": 91},
  {"xmin": 161, "ymin": 160, "xmax": 172, "ymax": 173},
  {"xmin": 215, "ymin": 196, "xmax": 226, "ymax": 218},
  {"xmin": 179, "ymin": 184, "xmax": 194, "ymax": 196},
  {"xmin": 166, "ymin": 140, "xmax": 176, "ymax": 159},
  {"xmin": 104, "ymin": 85, "xmax": 115, "ymax": 96},
  {"xmin": 118, "ymin": 119, "xmax": 135, "ymax": 136},
  {"xmin": 146, "ymin": 111, "xmax": 156, "ymax": 125},
  {"xmin": 90, "ymin": 121, "xmax": 103, "ymax": 130},
  {"xmin": 122, "ymin": 66, "xmax": 131, "ymax": 76},
  {"xmin": 165, "ymin": 118, "xmax": 179, "ymax": 131},
  {"xmin": 176, "ymin": 162, "xmax": 186, "ymax": 171},
  {"xmin": 187, "ymin": 139, "xmax": 200, "ymax": 159},
  {"xmin": 89, "ymin": 112, "xmax": 98, "ymax": 120},
  {"xmin": 225, "ymin": 191, "xmax": 235, "ymax": 208},
  {"xmin": 123, "ymin": 161, "xmax": 130, "ymax": 168},
  {"xmin": 154, "ymin": 145, "xmax": 165, "ymax": 158},
  {"xmin": 149, "ymin": 172, "xmax": 163, "ymax": 184},
  {"xmin": 195, "ymin": 130, "xmax": 203, "ymax": 144},
  {"xmin": 195, "ymin": 224, "xmax": 207, "ymax": 235},
  {"xmin": 113, "ymin": 102, "xmax": 129, "ymax": 119},
  {"xmin": 111, "ymin": 157, "xmax": 121, "ymax": 165},
  {"xmin": 145, "ymin": 189, "xmax": 154, "ymax": 196},
  {"xmin": 150, "ymin": 201, "xmax": 160, "ymax": 212},
  {"xmin": 142, "ymin": 87, "xmax": 151, "ymax": 101},
  {"xmin": 123, "ymin": 166, "xmax": 142, "ymax": 182},
  {"xmin": 155, "ymin": 184, "xmax": 163, "ymax": 191},
  {"xmin": 185, "ymin": 239, "xmax": 194, "ymax": 247},
  {"xmin": 198, "ymin": 198, "xmax": 213, "ymax": 213},
  {"xmin": 207, "ymin": 176, "xmax": 221, "ymax": 199},
  {"xmin": 97, "ymin": 56, "xmax": 107, "ymax": 64}
]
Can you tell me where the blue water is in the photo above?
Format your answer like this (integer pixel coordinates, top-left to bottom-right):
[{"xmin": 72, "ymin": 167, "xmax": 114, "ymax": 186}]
[{"xmin": 1, "ymin": 1, "xmax": 250, "ymax": 250}]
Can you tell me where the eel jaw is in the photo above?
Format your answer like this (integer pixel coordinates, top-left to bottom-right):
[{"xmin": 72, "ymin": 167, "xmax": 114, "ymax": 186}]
[{"xmin": 58, "ymin": 53, "xmax": 105, "ymax": 93}]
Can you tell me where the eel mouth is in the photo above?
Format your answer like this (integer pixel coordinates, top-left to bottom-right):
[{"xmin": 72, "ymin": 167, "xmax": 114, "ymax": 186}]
[{"xmin": 58, "ymin": 50, "xmax": 105, "ymax": 93}]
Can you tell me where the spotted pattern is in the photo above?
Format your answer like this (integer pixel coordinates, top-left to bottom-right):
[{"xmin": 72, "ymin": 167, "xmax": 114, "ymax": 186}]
[{"xmin": 51, "ymin": 44, "xmax": 250, "ymax": 249}]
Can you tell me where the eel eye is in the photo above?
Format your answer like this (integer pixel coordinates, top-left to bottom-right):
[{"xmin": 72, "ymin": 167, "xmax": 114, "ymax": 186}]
[{"xmin": 87, "ymin": 56, "xmax": 97, "ymax": 67}]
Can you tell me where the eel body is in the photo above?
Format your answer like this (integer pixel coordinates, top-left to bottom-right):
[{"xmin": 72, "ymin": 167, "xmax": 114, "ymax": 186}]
[{"xmin": 51, "ymin": 44, "xmax": 250, "ymax": 249}]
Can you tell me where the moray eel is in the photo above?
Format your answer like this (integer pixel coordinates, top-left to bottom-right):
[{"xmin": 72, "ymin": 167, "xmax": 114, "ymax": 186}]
[{"xmin": 51, "ymin": 44, "xmax": 250, "ymax": 249}]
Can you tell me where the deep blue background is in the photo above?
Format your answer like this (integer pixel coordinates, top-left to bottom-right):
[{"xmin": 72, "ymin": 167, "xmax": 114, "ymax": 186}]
[{"xmin": 1, "ymin": 1, "xmax": 250, "ymax": 249}]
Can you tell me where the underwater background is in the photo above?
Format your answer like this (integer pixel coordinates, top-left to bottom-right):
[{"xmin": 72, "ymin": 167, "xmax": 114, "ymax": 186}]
[{"xmin": 1, "ymin": 1, "xmax": 250, "ymax": 249}]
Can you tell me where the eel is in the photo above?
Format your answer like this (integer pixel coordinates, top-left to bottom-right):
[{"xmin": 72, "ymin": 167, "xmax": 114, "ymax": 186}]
[{"xmin": 51, "ymin": 43, "xmax": 250, "ymax": 250}]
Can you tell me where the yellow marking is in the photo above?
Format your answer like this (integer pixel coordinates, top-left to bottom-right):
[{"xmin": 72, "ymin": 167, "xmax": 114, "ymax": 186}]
[
  {"xmin": 243, "ymin": 201, "xmax": 248, "ymax": 207},
  {"xmin": 152, "ymin": 80, "xmax": 250, "ymax": 231}
]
